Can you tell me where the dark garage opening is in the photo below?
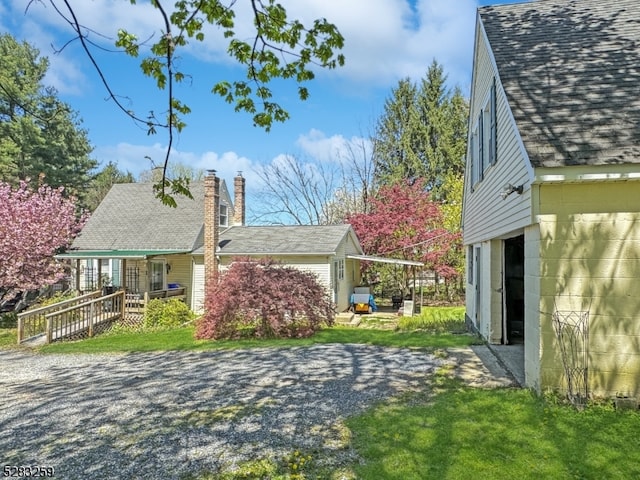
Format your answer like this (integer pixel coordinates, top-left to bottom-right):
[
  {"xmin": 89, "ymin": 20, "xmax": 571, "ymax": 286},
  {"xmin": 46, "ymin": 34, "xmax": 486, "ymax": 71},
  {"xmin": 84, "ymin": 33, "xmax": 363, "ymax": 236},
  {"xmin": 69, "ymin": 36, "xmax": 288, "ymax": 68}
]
[{"xmin": 504, "ymin": 235, "xmax": 524, "ymax": 344}]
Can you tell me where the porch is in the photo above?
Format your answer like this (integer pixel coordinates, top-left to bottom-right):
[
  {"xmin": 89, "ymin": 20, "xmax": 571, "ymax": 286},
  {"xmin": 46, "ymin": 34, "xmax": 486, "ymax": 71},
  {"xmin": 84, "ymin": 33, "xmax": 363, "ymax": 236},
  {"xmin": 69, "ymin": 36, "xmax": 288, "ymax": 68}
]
[{"xmin": 124, "ymin": 286, "xmax": 188, "ymax": 313}]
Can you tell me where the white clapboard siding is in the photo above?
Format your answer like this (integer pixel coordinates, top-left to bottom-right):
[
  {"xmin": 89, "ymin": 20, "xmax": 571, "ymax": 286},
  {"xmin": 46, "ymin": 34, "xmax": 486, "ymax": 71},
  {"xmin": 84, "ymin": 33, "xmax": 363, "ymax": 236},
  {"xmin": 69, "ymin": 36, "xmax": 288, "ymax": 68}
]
[
  {"xmin": 463, "ymin": 19, "xmax": 532, "ymax": 245},
  {"xmin": 191, "ymin": 256, "xmax": 205, "ymax": 314}
]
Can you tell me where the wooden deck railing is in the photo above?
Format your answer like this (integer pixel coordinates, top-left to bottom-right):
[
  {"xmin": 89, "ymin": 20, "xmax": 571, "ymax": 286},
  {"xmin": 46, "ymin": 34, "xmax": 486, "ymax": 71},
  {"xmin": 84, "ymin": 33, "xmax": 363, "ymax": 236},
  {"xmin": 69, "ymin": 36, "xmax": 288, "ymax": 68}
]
[
  {"xmin": 17, "ymin": 287, "xmax": 187, "ymax": 344},
  {"xmin": 17, "ymin": 290, "xmax": 103, "ymax": 343},
  {"xmin": 44, "ymin": 291, "xmax": 125, "ymax": 344},
  {"xmin": 125, "ymin": 287, "xmax": 187, "ymax": 313}
]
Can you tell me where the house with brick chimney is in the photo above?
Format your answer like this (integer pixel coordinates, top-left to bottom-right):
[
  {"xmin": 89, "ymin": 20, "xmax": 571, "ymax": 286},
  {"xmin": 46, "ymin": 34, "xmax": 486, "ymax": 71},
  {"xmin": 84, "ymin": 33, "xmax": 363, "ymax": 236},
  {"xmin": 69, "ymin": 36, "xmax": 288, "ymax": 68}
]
[
  {"xmin": 59, "ymin": 171, "xmax": 367, "ymax": 314},
  {"xmin": 58, "ymin": 174, "xmax": 238, "ymax": 312}
]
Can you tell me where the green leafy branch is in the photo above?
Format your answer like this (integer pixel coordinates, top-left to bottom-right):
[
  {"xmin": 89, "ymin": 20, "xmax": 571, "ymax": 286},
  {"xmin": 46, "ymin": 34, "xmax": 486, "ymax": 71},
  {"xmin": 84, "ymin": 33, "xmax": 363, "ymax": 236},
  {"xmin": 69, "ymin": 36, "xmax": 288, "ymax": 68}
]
[{"xmin": 32, "ymin": 0, "xmax": 344, "ymax": 206}]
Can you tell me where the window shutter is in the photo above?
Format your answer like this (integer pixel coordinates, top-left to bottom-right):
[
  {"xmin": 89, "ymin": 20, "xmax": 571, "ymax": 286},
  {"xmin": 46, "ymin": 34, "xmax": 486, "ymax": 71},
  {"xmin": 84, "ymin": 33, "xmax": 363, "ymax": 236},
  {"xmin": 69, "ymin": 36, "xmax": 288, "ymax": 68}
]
[
  {"xmin": 478, "ymin": 112, "xmax": 484, "ymax": 179},
  {"xmin": 490, "ymin": 79, "xmax": 497, "ymax": 165}
]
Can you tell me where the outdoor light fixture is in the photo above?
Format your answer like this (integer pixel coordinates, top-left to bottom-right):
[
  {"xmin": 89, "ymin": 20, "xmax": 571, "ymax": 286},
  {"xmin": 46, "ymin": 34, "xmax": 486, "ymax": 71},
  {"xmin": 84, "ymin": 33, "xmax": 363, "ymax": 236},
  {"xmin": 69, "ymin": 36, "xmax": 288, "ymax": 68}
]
[{"xmin": 500, "ymin": 183, "xmax": 524, "ymax": 199}]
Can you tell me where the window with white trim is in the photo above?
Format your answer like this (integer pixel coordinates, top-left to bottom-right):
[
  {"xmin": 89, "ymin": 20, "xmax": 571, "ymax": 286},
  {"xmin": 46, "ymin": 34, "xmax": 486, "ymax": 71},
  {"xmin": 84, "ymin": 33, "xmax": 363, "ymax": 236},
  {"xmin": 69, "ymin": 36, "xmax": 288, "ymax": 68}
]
[{"xmin": 219, "ymin": 204, "xmax": 228, "ymax": 226}]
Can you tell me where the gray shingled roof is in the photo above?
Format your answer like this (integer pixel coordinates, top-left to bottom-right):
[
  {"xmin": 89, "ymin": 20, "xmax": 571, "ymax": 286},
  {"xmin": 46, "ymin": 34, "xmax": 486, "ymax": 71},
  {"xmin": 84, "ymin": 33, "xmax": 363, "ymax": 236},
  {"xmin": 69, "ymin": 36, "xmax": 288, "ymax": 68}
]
[
  {"xmin": 71, "ymin": 183, "xmax": 357, "ymax": 257},
  {"xmin": 70, "ymin": 182, "xmax": 210, "ymax": 251},
  {"xmin": 480, "ymin": 0, "xmax": 640, "ymax": 167},
  {"xmin": 201, "ymin": 224, "xmax": 358, "ymax": 256}
]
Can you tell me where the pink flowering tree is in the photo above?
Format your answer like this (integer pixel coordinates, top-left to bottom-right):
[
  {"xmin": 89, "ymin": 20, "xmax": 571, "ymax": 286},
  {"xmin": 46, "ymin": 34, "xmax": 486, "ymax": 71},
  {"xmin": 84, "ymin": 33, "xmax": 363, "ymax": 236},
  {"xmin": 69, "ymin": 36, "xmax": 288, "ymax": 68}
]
[
  {"xmin": 196, "ymin": 257, "xmax": 335, "ymax": 340},
  {"xmin": 346, "ymin": 179, "xmax": 460, "ymax": 294},
  {"xmin": 0, "ymin": 181, "xmax": 86, "ymax": 310}
]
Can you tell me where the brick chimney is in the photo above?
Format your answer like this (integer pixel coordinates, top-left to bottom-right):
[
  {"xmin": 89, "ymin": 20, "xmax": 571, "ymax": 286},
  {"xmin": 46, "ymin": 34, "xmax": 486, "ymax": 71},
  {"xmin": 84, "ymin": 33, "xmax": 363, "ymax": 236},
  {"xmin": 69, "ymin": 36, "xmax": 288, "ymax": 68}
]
[
  {"xmin": 233, "ymin": 171, "xmax": 245, "ymax": 226},
  {"xmin": 204, "ymin": 170, "xmax": 220, "ymax": 290}
]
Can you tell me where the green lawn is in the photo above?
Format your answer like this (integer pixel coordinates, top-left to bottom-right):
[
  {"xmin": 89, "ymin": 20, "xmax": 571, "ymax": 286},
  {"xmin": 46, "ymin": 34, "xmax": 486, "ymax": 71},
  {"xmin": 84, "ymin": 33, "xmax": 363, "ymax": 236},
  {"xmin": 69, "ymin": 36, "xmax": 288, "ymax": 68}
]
[
  {"xmin": 38, "ymin": 325, "xmax": 479, "ymax": 354},
  {"xmin": 344, "ymin": 375, "xmax": 640, "ymax": 480},
  {"xmin": 0, "ymin": 327, "xmax": 17, "ymax": 348}
]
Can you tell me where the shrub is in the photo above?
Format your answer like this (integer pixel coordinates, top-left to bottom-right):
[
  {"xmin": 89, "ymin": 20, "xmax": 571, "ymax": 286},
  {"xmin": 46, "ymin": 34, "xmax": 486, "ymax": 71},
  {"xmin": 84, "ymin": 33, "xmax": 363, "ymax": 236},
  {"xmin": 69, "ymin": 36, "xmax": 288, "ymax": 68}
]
[
  {"xmin": 143, "ymin": 298, "xmax": 194, "ymax": 330},
  {"xmin": 0, "ymin": 312, "xmax": 17, "ymax": 329},
  {"xmin": 196, "ymin": 257, "xmax": 335, "ymax": 340}
]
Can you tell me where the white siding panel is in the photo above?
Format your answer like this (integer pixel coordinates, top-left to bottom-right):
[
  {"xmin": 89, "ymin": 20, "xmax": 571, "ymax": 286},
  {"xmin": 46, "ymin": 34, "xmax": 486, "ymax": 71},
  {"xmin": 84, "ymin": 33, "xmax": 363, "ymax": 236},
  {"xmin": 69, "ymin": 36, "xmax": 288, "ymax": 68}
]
[
  {"xmin": 218, "ymin": 255, "xmax": 331, "ymax": 289},
  {"xmin": 166, "ymin": 255, "xmax": 191, "ymax": 289},
  {"xmin": 284, "ymin": 260, "xmax": 331, "ymax": 288},
  {"xmin": 191, "ymin": 256, "xmax": 205, "ymax": 314},
  {"xmin": 463, "ymin": 20, "xmax": 532, "ymax": 245},
  {"xmin": 344, "ymin": 230, "xmax": 362, "ymax": 256}
]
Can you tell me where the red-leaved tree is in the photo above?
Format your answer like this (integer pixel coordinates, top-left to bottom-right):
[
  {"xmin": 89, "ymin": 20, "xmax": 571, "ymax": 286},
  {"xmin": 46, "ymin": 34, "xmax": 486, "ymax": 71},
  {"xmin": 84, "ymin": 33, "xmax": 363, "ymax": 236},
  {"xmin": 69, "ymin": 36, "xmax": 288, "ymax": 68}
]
[
  {"xmin": 196, "ymin": 257, "xmax": 335, "ymax": 340},
  {"xmin": 0, "ymin": 181, "xmax": 86, "ymax": 309},
  {"xmin": 346, "ymin": 179, "xmax": 460, "ymax": 290}
]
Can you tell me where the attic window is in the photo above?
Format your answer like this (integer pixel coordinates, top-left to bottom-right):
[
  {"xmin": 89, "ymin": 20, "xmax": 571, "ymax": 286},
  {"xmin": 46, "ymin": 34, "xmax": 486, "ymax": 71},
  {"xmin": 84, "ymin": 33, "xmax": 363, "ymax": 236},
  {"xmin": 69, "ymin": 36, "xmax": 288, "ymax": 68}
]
[{"xmin": 219, "ymin": 204, "xmax": 228, "ymax": 226}]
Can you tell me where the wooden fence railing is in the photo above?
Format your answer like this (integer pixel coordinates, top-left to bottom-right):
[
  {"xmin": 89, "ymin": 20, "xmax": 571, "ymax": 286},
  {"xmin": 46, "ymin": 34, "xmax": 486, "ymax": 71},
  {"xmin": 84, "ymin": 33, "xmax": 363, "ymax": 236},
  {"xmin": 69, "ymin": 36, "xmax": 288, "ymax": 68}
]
[
  {"xmin": 44, "ymin": 290, "xmax": 125, "ymax": 344},
  {"xmin": 125, "ymin": 287, "xmax": 187, "ymax": 313},
  {"xmin": 17, "ymin": 290, "xmax": 102, "ymax": 343},
  {"xmin": 17, "ymin": 288, "xmax": 186, "ymax": 344}
]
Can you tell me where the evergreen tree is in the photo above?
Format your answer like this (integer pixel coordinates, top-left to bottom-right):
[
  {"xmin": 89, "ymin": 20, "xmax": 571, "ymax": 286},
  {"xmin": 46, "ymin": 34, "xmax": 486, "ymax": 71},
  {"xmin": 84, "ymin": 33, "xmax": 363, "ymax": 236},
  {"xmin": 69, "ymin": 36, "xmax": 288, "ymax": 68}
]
[
  {"xmin": 372, "ymin": 60, "xmax": 468, "ymax": 201},
  {"xmin": 85, "ymin": 162, "xmax": 135, "ymax": 212},
  {"xmin": 372, "ymin": 78, "xmax": 424, "ymax": 184},
  {"xmin": 0, "ymin": 34, "xmax": 97, "ymax": 200}
]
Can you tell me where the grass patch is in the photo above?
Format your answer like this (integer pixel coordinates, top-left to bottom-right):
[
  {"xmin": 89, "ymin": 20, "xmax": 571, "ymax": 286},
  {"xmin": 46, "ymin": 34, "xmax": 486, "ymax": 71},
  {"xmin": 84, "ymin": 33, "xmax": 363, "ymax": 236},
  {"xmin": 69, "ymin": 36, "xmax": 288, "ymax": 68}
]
[
  {"xmin": 184, "ymin": 452, "xmax": 315, "ymax": 480},
  {"xmin": 0, "ymin": 313, "xmax": 17, "ymax": 348},
  {"xmin": 38, "ymin": 324, "xmax": 479, "ymax": 354},
  {"xmin": 345, "ymin": 375, "xmax": 640, "ymax": 479},
  {"xmin": 0, "ymin": 327, "xmax": 17, "ymax": 348},
  {"xmin": 398, "ymin": 306, "xmax": 466, "ymax": 333}
]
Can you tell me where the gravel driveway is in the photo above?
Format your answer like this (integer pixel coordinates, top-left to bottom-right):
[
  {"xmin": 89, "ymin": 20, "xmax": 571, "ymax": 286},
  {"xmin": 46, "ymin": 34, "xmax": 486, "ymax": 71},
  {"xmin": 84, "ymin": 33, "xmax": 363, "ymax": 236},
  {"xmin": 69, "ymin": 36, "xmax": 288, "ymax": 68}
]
[{"xmin": 0, "ymin": 344, "xmax": 463, "ymax": 479}]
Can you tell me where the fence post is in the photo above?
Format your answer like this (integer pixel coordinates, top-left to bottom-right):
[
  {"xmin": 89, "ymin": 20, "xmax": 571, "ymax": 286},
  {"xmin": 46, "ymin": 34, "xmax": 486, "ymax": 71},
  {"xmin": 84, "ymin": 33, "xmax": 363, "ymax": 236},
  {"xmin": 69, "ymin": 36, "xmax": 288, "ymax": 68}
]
[
  {"xmin": 46, "ymin": 316, "xmax": 52, "ymax": 344},
  {"xmin": 120, "ymin": 290, "xmax": 126, "ymax": 320},
  {"xmin": 17, "ymin": 317, "xmax": 23, "ymax": 344},
  {"xmin": 89, "ymin": 301, "xmax": 95, "ymax": 337}
]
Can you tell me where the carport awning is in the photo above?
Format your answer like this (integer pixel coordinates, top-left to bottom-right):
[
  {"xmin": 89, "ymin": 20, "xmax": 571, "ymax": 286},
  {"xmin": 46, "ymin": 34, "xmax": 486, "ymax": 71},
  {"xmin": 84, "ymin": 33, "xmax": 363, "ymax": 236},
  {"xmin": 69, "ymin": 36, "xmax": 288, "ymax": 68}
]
[
  {"xmin": 346, "ymin": 254, "xmax": 423, "ymax": 267},
  {"xmin": 56, "ymin": 250, "xmax": 190, "ymax": 260}
]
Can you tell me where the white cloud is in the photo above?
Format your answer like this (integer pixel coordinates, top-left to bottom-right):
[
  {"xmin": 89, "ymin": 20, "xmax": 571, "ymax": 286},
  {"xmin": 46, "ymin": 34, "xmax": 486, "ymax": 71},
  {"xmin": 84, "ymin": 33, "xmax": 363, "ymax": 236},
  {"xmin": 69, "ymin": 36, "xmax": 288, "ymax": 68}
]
[
  {"xmin": 93, "ymin": 142, "xmax": 166, "ymax": 177},
  {"xmin": 92, "ymin": 142, "xmax": 260, "ymax": 190},
  {"xmin": 296, "ymin": 129, "xmax": 372, "ymax": 165},
  {"xmin": 10, "ymin": 0, "xmax": 481, "ymax": 95},
  {"xmin": 280, "ymin": 0, "xmax": 479, "ymax": 88}
]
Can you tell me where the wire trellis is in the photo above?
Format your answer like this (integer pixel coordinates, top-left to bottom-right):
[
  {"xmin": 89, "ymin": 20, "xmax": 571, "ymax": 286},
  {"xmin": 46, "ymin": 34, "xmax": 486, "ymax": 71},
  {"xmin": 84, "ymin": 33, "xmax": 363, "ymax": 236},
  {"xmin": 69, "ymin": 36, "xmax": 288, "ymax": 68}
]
[{"xmin": 552, "ymin": 308, "xmax": 589, "ymax": 408}]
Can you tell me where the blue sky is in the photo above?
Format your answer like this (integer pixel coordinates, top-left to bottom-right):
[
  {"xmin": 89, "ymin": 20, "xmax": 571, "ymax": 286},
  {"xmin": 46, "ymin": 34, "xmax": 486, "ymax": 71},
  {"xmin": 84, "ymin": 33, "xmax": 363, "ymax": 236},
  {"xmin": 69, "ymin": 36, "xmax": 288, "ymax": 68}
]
[{"xmin": 1, "ymin": 0, "xmax": 524, "ymax": 193}]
